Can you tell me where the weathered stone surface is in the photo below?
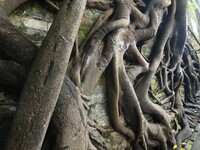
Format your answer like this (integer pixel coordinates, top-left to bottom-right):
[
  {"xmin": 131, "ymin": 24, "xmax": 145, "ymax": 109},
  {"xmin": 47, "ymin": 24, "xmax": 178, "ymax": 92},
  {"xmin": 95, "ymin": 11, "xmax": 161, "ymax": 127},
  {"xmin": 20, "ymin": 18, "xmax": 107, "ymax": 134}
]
[
  {"xmin": 79, "ymin": 8, "xmax": 101, "ymax": 44},
  {"xmin": 190, "ymin": 132, "xmax": 198, "ymax": 141},
  {"xmin": 23, "ymin": 18, "xmax": 51, "ymax": 31},
  {"xmin": 10, "ymin": 1, "xmax": 54, "ymax": 46},
  {"xmin": 194, "ymin": 123, "xmax": 200, "ymax": 132},
  {"xmin": 109, "ymin": 132, "xmax": 131, "ymax": 149},
  {"xmin": 10, "ymin": 1, "xmax": 102, "ymax": 46},
  {"xmin": 191, "ymin": 133, "xmax": 200, "ymax": 150},
  {"xmin": 88, "ymin": 78, "xmax": 110, "ymax": 127},
  {"xmin": 187, "ymin": 0, "xmax": 200, "ymax": 58}
]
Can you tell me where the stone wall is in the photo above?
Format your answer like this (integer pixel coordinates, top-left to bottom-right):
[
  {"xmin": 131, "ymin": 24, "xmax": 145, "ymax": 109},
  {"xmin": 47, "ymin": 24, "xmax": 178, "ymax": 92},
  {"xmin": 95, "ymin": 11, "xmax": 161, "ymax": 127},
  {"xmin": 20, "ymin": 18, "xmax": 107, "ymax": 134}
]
[{"xmin": 188, "ymin": 0, "xmax": 200, "ymax": 56}]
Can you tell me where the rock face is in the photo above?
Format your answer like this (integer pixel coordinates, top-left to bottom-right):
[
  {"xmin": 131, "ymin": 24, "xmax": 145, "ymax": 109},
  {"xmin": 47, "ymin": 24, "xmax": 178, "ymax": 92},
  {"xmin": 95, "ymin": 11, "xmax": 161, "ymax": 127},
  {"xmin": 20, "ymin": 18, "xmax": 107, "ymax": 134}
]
[
  {"xmin": 10, "ymin": 1, "xmax": 54, "ymax": 46},
  {"xmin": 187, "ymin": 0, "xmax": 200, "ymax": 57},
  {"xmin": 9, "ymin": 1, "xmax": 130, "ymax": 149}
]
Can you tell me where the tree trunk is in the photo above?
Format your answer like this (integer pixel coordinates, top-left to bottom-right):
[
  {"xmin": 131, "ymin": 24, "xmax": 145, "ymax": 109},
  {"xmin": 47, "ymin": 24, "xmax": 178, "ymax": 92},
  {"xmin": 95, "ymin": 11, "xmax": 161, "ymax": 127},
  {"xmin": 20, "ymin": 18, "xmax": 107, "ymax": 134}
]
[
  {"xmin": 0, "ymin": 0, "xmax": 199, "ymax": 149},
  {"xmin": 6, "ymin": 0, "xmax": 86, "ymax": 149}
]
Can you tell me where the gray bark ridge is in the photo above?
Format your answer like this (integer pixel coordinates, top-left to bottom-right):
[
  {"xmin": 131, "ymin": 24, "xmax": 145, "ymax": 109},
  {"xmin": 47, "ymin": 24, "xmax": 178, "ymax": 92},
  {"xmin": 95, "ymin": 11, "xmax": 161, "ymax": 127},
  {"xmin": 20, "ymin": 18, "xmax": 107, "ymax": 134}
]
[{"xmin": 6, "ymin": 0, "xmax": 87, "ymax": 149}]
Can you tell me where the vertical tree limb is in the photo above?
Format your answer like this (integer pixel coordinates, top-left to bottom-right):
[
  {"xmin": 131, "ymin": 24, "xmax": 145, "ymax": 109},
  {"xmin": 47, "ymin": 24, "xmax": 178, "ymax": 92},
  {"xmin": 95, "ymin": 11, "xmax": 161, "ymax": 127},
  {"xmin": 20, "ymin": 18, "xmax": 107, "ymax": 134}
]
[{"xmin": 6, "ymin": 0, "xmax": 87, "ymax": 149}]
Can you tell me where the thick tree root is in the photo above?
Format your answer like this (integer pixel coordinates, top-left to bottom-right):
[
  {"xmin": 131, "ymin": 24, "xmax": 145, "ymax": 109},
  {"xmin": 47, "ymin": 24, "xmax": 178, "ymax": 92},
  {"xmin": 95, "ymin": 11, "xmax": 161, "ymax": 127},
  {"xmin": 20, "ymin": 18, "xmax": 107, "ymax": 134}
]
[{"xmin": 0, "ymin": 0, "xmax": 199, "ymax": 149}]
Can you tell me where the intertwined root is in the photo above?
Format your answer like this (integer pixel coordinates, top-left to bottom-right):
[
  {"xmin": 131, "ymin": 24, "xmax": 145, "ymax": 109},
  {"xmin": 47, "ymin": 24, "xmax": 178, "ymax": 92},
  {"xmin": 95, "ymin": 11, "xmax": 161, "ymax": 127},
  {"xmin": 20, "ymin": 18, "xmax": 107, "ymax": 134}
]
[
  {"xmin": 76, "ymin": 0, "xmax": 198, "ymax": 149},
  {"xmin": 0, "ymin": 0, "xmax": 198, "ymax": 149}
]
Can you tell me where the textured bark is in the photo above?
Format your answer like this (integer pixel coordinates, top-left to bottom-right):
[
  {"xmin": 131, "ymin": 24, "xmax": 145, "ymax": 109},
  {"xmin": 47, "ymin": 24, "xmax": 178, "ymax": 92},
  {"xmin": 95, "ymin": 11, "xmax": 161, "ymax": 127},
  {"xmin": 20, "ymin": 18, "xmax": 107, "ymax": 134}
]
[
  {"xmin": 50, "ymin": 77, "xmax": 89, "ymax": 150},
  {"xmin": 0, "ymin": 0, "xmax": 199, "ymax": 149},
  {"xmin": 1, "ymin": 0, "xmax": 28, "ymax": 15},
  {"xmin": 0, "ymin": 13, "xmax": 37, "ymax": 67},
  {"xmin": 6, "ymin": 0, "xmax": 86, "ymax": 149}
]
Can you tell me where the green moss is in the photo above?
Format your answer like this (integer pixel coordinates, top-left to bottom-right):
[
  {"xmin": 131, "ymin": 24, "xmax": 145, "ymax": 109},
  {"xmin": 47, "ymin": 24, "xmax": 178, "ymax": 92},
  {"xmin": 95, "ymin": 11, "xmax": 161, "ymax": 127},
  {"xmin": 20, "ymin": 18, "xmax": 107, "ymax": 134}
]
[
  {"xmin": 11, "ymin": 1, "xmax": 41, "ymax": 17},
  {"xmin": 31, "ymin": 3, "xmax": 43, "ymax": 13},
  {"xmin": 170, "ymin": 120, "xmax": 176, "ymax": 129},
  {"xmin": 179, "ymin": 85, "xmax": 185, "ymax": 98},
  {"xmin": 187, "ymin": 0, "xmax": 198, "ymax": 19},
  {"xmin": 151, "ymin": 76, "xmax": 166, "ymax": 100},
  {"xmin": 185, "ymin": 140, "xmax": 193, "ymax": 150},
  {"xmin": 78, "ymin": 8, "xmax": 102, "ymax": 44},
  {"xmin": 151, "ymin": 76, "xmax": 158, "ymax": 91},
  {"xmin": 188, "ymin": 0, "xmax": 198, "ymax": 12},
  {"xmin": 156, "ymin": 92, "xmax": 166, "ymax": 100},
  {"xmin": 90, "ymin": 9, "xmax": 102, "ymax": 22},
  {"xmin": 78, "ymin": 24, "xmax": 90, "ymax": 43}
]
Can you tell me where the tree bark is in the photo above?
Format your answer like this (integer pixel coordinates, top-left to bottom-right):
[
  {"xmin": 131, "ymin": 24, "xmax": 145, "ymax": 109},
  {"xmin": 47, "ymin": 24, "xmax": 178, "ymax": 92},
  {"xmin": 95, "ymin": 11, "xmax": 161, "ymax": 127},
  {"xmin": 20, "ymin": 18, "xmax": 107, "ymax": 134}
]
[
  {"xmin": 0, "ymin": 4, "xmax": 38, "ymax": 89},
  {"xmin": 6, "ymin": 0, "xmax": 86, "ymax": 149},
  {"xmin": 0, "ymin": 0, "xmax": 199, "ymax": 149},
  {"xmin": 50, "ymin": 77, "xmax": 89, "ymax": 150}
]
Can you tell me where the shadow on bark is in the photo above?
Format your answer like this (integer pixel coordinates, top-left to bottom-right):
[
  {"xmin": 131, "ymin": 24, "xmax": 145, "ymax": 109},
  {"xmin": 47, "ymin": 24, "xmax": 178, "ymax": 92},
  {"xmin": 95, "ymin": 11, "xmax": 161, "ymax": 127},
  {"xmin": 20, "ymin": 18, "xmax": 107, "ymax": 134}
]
[{"xmin": 0, "ymin": 0, "xmax": 200, "ymax": 149}]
